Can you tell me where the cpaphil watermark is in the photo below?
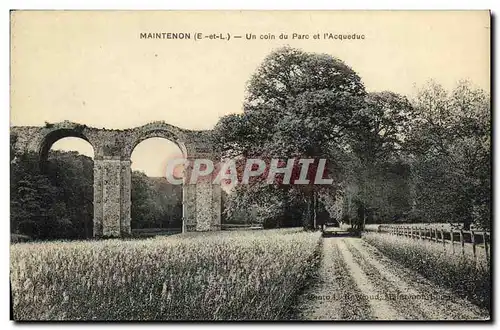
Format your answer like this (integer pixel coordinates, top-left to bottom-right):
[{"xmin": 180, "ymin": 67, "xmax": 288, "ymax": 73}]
[{"xmin": 165, "ymin": 157, "xmax": 334, "ymax": 185}]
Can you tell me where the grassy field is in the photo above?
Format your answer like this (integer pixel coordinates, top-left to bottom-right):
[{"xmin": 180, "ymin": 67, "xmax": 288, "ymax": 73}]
[
  {"xmin": 11, "ymin": 228, "xmax": 321, "ymax": 321},
  {"xmin": 363, "ymin": 232, "xmax": 490, "ymax": 311}
]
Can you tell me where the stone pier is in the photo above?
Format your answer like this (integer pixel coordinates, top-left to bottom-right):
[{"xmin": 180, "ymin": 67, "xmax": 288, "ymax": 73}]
[{"xmin": 183, "ymin": 149, "xmax": 222, "ymax": 232}]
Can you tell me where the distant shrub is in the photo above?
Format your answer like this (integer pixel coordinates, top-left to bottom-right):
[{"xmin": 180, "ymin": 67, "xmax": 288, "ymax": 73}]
[{"xmin": 263, "ymin": 217, "xmax": 278, "ymax": 229}]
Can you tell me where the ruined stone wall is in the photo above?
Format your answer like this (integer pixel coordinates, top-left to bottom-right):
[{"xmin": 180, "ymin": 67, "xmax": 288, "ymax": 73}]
[
  {"xmin": 11, "ymin": 121, "xmax": 221, "ymax": 237},
  {"xmin": 120, "ymin": 160, "xmax": 132, "ymax": 236}
]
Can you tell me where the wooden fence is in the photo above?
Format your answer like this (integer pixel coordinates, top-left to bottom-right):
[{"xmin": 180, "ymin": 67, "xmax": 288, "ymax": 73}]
[{"xmin": 378, "ymin": 225, "xmax": 491, "ymax": 264}]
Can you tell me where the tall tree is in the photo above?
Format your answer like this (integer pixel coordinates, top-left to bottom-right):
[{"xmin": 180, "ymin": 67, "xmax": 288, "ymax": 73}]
[
  {"xmin": 213, "ymin": 46, "xmax": 367, "ymax": 229},
  {"xmin": 337, "ymin": 91, "xmax": 414, "ymax": 229}
]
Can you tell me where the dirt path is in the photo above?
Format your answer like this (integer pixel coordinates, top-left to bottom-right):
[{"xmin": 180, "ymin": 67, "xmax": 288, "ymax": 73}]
[{"xmin": 297, "ymin": 237, "xmax": 489, "ymax": 320}]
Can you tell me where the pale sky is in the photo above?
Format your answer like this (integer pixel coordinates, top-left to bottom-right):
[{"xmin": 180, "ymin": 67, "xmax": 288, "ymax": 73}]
[{"xmin": 10, "ymin": 11, "xmax": 490, "ymax": 176}]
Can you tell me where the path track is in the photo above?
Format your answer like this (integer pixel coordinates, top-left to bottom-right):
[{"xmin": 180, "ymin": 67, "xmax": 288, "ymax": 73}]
[{"xmin": 297, "ymin": 237, "xmax": 489, "ymax": 320}]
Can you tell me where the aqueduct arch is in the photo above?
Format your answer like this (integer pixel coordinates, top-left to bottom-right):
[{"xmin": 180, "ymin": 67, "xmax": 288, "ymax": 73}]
[{"xmin": 11, "ymin": 121, "xmax": 222, "ymax": 237}]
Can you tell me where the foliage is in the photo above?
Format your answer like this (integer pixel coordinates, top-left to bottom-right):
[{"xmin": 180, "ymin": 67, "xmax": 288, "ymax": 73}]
[
  {"xmin": 213, "ymin": 46, "xmax": 368, "ymax": 228},
  {"xmin": 406, "ymin": 81, "xmax": 491, "ymax": 229},
  {"xmin": 219, "ymin": 49, "xmax": 492, "ymax": 231},
  {"xmin": 363, "ymin": 232, "xmax": 490, "ymax": 310},
  {"xmin": 131, "ymin": 172, "xmax": 182, "ymax": 230},
  {"xmin": 330, "ymin": 91, "xmax": 415, "ymax": 227},
  {"xmin": 215, "ymin": 48, "xmax": 490, "ymax": 231},
  {"xmin": 224, "ymin": 184, "xmax": 304, "ymax": 228},
  {"xmin": 11, "ymin": 229, "xmax": 321, "ymax": 320}
]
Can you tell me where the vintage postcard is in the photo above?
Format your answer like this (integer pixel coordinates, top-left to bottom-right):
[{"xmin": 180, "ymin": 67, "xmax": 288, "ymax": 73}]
[{"xmin": 9, "ymin": 10, "xmax": 491, "ymax": 321}]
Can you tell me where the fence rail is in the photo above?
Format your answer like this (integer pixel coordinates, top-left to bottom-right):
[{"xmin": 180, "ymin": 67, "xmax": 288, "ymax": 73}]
[{"xmin": 377, "ymin": 225, "xmax": 491, "ymax": 264}]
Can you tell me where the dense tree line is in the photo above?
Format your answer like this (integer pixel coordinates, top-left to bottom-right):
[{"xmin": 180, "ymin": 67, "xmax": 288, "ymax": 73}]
[
  {"xmin": 10, "ymin": 142, "xmax": 183, "ymax": 240},
  {"xmin": 10, "ymin": 150, "xmax": 94, "ymax": 240},
  {"xmin": 215, "ymin": 46, "xmax": 491, "ymax": 230},
  {"xmin": 131, "ymin": 172, "xmax": 182, "ymax": 230},
  {"xmin": 407, "ymin": 81, "xmax": 490, "ymax": 229}
]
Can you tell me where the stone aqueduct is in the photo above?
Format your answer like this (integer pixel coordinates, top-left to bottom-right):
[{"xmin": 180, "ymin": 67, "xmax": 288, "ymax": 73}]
[{"xmin": 11, "ymin": 121, "xmax": 222, "ymax": 237}]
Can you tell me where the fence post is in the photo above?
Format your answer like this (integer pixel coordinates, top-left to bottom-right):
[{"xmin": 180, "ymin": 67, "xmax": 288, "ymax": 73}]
[
  {"xmin": 419, "ymin": 227, "xmax": 422, "ymax": 240},
  {"xmin": 471, "ymin": 230, "xmax": 477, "ymax": 262},
  {"xmin": 483, "ymin": 231, "xmax": 489, "ymax": 264},
  {"xmin": 450, "ymin": 228, "xmax": 454, "ymax": 254},
  {"xmin": 410, "ymin": 227, "xmax": 413, "ymax": 239},
  {"xmin": 460, "ymin": 229, "xmax": 465, "ymax": 256},
  {"xmin": 441, "ymin": 228, "xmax": 445, "ymax": 247},
  {"xmin": 434, "ymin": 228, "xmax": 438, "ymax": 243}
]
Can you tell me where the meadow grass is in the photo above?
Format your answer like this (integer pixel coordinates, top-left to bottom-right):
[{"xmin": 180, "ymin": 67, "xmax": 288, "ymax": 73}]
[
  {"xmin": 363, "ymin": 232, "xmax": 490, "ymax": 311},
  {"xmin": 11, "ymin": 228, "xmax": 321, "ymax": 321}
]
